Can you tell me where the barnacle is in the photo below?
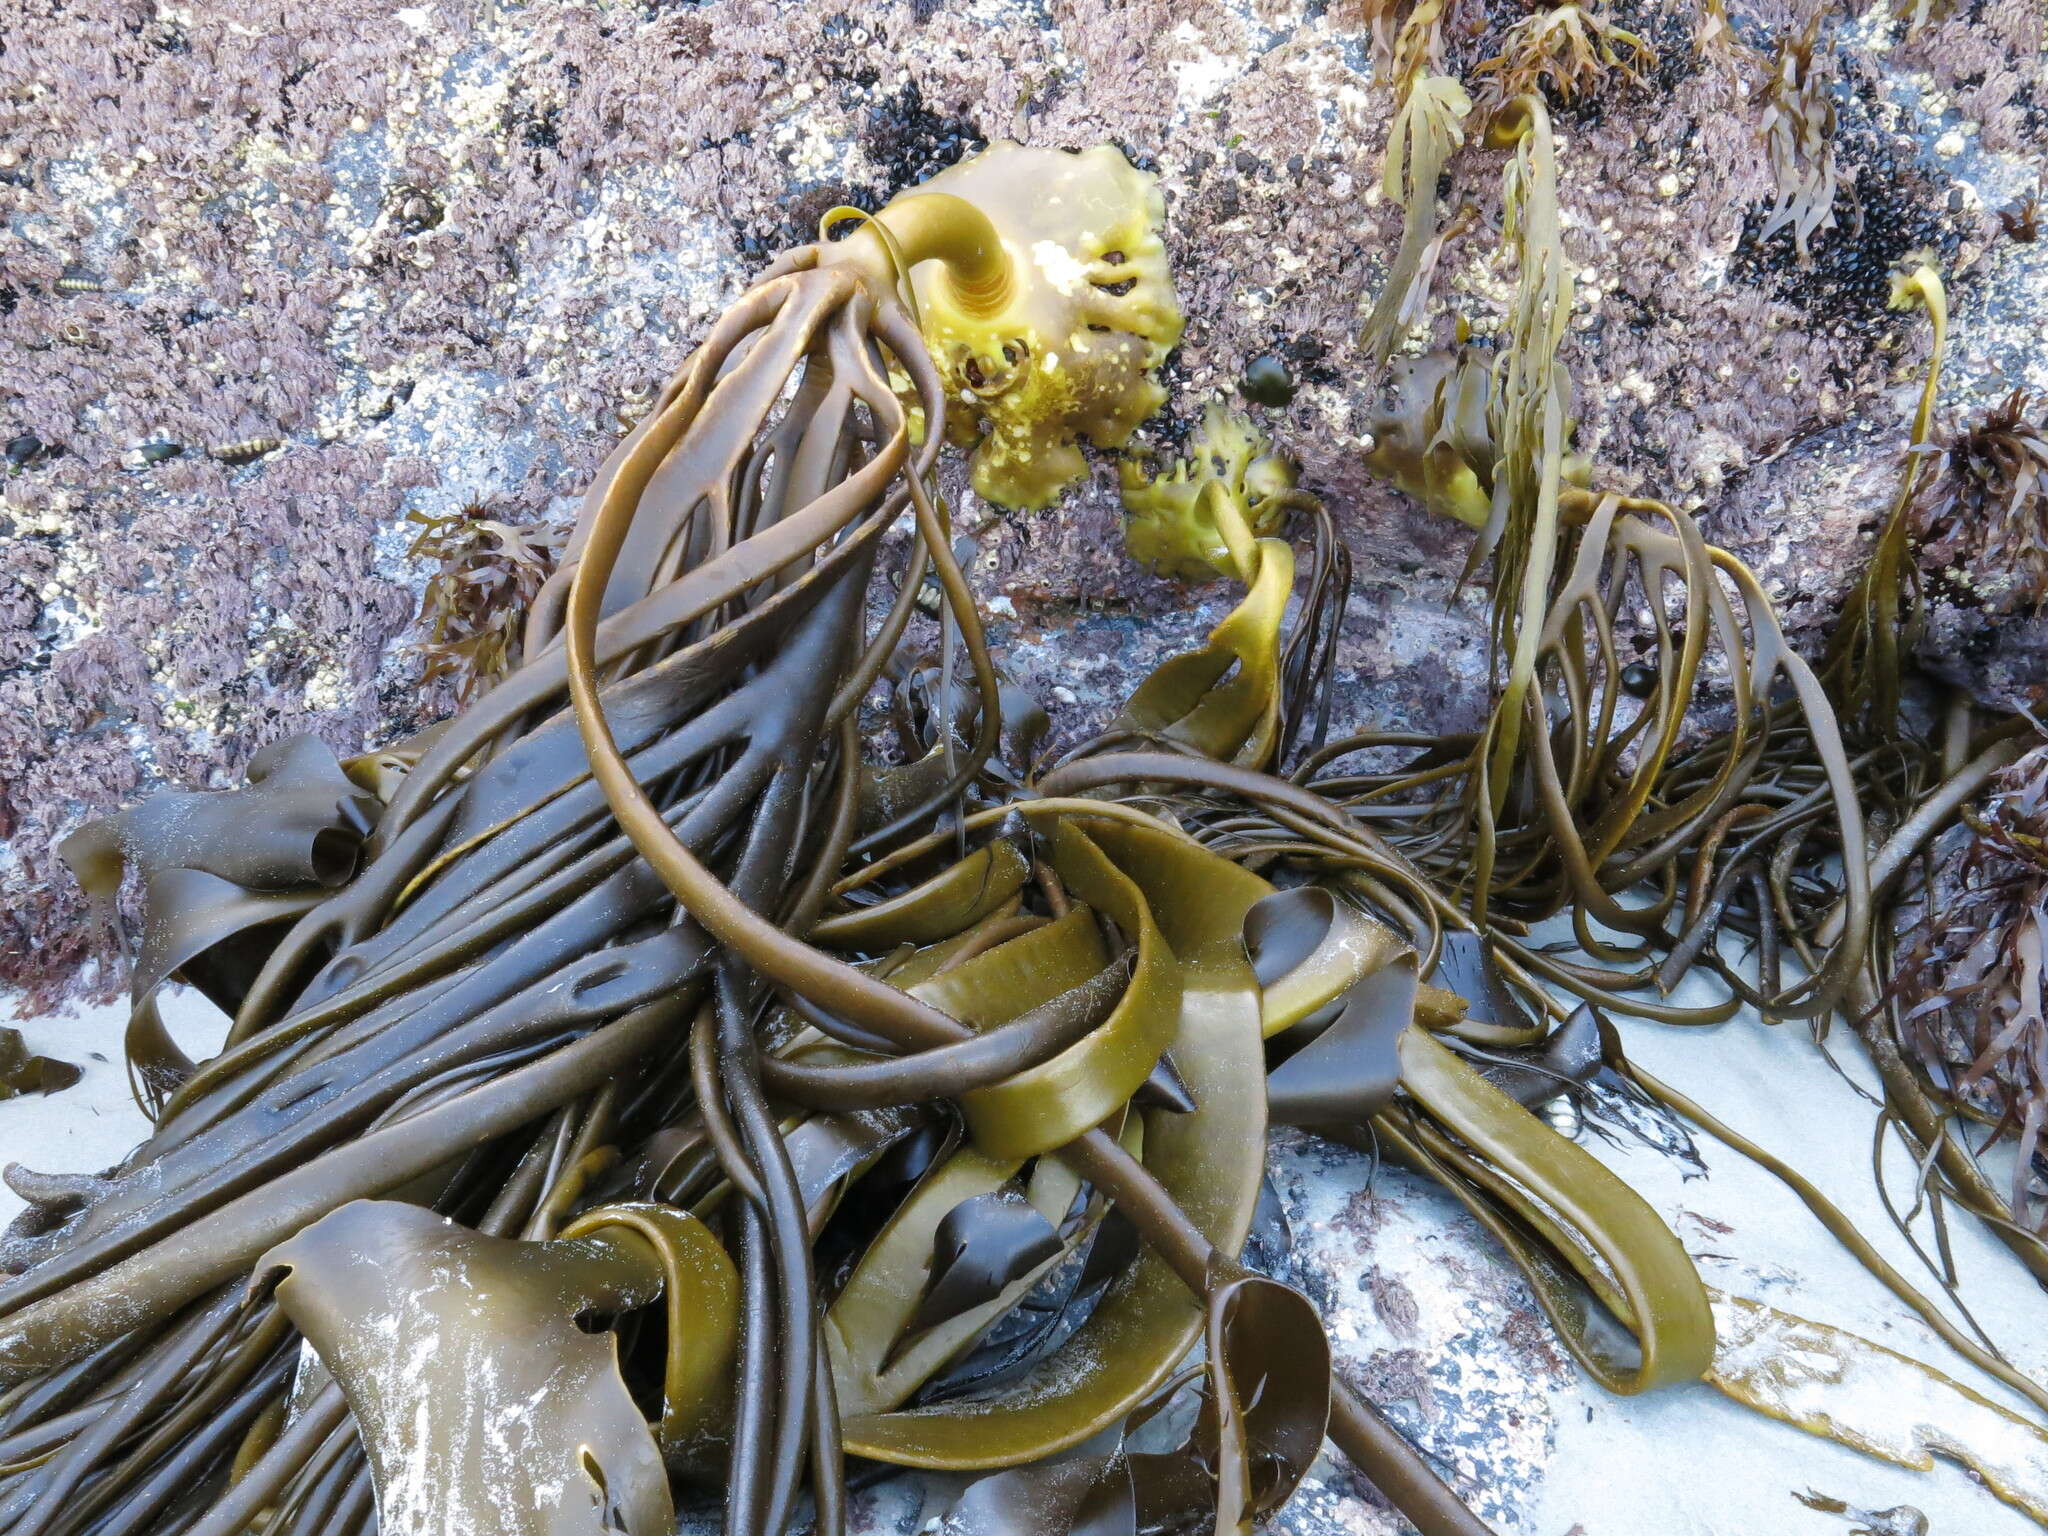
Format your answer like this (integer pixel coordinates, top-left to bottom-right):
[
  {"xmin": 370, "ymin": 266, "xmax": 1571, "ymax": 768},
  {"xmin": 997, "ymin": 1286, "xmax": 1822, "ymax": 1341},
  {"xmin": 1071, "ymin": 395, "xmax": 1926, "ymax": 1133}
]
[
  {"xmin": 406, "ymin": 499, "xmax": 564, "ymax": 704},
  {"xmin": 1474, "ymin": 2, "xmax": 1655, "ymax": 106},
  {"xmin": 1119, "ymin": 400, "xmax": 1298, "ymax": 580},
  {"xmin": 1917, "ymin": 389, "xmax": 2048, "ymax": 613},
  {"xmin": 1758, "ymin": 18, "xmax": 1840, "ymax": 264},
  {"xmin": 826, "ymin": 141, "xmax": 1184, "ymax": 510}
]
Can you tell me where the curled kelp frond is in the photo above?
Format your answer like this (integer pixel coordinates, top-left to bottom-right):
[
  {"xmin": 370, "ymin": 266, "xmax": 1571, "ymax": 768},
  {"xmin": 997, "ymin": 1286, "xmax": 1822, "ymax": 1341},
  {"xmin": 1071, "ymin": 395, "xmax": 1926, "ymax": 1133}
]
[
  {"xmin": 407, "ymin": 499, "xmax": 564, "ymax": 705},
  {"xmin": 1361, "ymin": 342, "xmax": 1595, "ymax": 530},
  {"xmin": 1758, "ymin": 18, "xmax": 1840, "ymax": 264},
  {"xmin": 1473, "ymin": 2, "xmax": 1655, "ymax": 106},
  {"xmin": 1115, "ymin": 500, "xmax": 1296, "ymax": 768},
  {"xmin": 1119, "ymin": 400, "xmax": 1299, "ymax": 580},
  {"xmin": 939, "ymin": 1266, "xmax": 1331, "ymax": 1536},
  {"xmin": 1894, "ymin": 743, "xmax": 2048, "ymax": 1232},
  {"xmin": 1363, "ymin": 345, "xmax": 1495, "ymax": 527},
  {"xmin": 1115, "ymin": 404, "xmax": 1356, "ymax": 765},
  {"xmin": 52, "ymin": 734, "xmax": 381, "ymax": 1116},
  {"xmin": 1916, "ymin": 389, "xmax": 2048, "ymax": 615},
  {"xmin": 258, "ymin": 1200, "xmax": 732, "ymax": 1535},
  {"xmin": 18, "ymin": 106, "xmax": 2048, "ymax": 1536},
  {"xmin": 0, "ymin": 137, "xmax": 1503, "ymax": 1536}
]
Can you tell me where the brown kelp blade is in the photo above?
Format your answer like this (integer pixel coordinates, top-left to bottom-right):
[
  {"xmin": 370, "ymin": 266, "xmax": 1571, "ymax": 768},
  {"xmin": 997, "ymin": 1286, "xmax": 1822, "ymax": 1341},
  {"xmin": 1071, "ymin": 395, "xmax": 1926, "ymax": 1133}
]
[{"xmin": 258, "ymin": 1200, "xmax": 735, "ymax": 1536}]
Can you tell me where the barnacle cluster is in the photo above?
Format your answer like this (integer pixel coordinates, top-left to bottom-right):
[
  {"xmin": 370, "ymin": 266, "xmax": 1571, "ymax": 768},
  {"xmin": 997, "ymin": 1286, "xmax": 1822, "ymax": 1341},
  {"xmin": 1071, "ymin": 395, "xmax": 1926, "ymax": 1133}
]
[{"xmin": 4, "ymin": 56, "xmax": 2048, "ymax": 1536}]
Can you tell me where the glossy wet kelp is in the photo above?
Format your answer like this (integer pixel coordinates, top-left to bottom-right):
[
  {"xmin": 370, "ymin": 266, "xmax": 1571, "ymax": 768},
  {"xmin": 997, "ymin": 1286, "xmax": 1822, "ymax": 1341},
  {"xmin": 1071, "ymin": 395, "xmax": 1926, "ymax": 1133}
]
[{"xmin": 1, "ymin": 53, "xmax": 2044, "ymax": 1536}]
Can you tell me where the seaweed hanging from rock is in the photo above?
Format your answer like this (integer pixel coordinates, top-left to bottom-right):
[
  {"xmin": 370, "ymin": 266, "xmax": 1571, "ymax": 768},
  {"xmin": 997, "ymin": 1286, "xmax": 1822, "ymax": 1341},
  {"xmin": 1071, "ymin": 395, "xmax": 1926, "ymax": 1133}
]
[
  {"xmin": 406, "ymin": 500, "xmax": 565, "ymax": 706},
  {"xmin": 1758, "ymin": 16, "xmax": 1841, "ymax": 265},
  {"xmin": 1894, "ymin": 744, "xmax": 2048, "ymax": 1233},
  {"xmin": 1473, "ymin": 2, "xmax": 1655, "ymax": 108},
  {"xmin": 1916, "ymin": 389, "xmax": 2048, "ymax": 618}
]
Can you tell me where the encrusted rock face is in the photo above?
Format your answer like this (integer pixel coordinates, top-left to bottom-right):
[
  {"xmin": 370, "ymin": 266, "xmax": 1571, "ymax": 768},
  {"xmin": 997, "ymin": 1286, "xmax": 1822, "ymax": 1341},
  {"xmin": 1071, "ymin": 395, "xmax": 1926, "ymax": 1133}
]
[{"xmin": 3, "ymin": 0, "xmax": 2043, "ymax": 999}]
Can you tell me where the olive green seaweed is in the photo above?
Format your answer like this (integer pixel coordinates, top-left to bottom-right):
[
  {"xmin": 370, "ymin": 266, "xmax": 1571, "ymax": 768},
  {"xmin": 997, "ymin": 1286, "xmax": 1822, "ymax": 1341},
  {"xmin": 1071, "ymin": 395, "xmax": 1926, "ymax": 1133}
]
[{"xmin": 1, "ymin": 70, "xmax": 2044, "ymax": 1536}]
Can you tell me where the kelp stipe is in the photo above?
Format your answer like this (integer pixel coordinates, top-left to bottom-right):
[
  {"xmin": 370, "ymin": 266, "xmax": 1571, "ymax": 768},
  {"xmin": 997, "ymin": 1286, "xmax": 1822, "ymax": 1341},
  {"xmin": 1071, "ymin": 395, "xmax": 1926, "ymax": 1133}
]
[
  {"xmin": 0, "ymin": 138, "xmax": 1502, "ymax": 1536},
  {"xmin": 8, "ymin": 49, "xmax": 2048, "ymax": 1536},
  {"xmin": 1115, "ymin": 402, "xmax": 1348, "ymax": 766},
  {"xmin": 1820, "ymin": 259, "xmax": 1947, "ymax": 739},
  {"xmin": 1335, "ymin": 47, "xmax": 2048, "ymax": 1472},
  {"xmin": 0, "ymin": 160, "xmax": 967, "ymax": 1536}
]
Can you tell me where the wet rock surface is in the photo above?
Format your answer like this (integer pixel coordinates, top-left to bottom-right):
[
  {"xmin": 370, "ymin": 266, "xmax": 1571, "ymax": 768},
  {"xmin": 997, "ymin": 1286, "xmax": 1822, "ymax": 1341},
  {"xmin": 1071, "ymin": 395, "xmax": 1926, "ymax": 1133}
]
[{"xmin": 1, "ymin": 5, "xmax": 2042, "ymax": 990}]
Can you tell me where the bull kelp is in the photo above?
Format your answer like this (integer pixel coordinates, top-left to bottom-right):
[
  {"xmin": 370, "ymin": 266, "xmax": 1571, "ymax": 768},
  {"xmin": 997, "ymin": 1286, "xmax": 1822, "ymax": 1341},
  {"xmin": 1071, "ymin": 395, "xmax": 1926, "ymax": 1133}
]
[{"xmin": 0, "ymin": 41, "xmax": 2044, "ymax": 1536}]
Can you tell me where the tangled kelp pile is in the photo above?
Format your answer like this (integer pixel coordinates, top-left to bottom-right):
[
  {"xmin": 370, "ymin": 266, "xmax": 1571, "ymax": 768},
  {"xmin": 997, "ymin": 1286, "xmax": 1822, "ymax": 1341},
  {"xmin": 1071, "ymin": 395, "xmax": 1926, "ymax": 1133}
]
[{"xmin": 1, "ymin": 32, "xmax": 2047, "ymax": 1536}]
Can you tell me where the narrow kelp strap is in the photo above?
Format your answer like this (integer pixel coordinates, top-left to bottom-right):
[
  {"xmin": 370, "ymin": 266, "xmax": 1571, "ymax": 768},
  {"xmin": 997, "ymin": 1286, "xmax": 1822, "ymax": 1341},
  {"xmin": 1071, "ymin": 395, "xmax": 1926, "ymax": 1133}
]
[
  {"xmin": 1389, "ymin": 1030, "xmax": 1715, "ymax": 1395},
  {"xmin": 1245, "ymin": 892, "xmax": 1715, "ymax": 1397}
]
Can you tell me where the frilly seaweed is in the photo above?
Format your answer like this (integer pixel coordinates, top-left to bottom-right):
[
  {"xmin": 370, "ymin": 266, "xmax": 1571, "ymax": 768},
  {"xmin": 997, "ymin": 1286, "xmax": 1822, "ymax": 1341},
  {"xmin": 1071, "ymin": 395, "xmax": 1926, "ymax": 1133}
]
[
  {"xmin": 1758, "ymin": 17, "xmax": 1841, "ymax": 265},
  {"xmin": 869, "ymin": 142, "xmax": 1184, "ymax": 510},
  {"xmin": 1474, "ymin": 2, "xmax": 1654, "ymax": 106},
  {"xmin": 1118, "ymin": 401, "xmax": 1298, "ymax": 581}
]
